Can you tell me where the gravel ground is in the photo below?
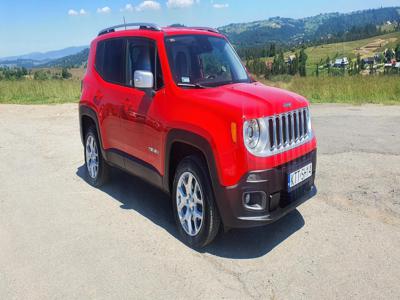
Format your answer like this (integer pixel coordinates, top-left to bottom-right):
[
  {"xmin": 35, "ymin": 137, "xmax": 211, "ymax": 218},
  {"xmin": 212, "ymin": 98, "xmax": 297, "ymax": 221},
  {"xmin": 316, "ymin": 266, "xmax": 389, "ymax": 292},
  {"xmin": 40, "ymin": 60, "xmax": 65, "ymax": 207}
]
[{"xmin": 0, "ymin": 104, "xmax": 399, "ymax": 299}]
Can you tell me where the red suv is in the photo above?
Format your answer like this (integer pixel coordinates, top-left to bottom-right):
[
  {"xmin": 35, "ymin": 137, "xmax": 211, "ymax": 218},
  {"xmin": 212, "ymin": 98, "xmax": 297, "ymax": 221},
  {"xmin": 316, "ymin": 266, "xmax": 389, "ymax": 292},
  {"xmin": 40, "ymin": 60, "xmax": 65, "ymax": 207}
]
[{"xmin": 79, "ymin": 23, "xmax": 317, "ymax": 247}]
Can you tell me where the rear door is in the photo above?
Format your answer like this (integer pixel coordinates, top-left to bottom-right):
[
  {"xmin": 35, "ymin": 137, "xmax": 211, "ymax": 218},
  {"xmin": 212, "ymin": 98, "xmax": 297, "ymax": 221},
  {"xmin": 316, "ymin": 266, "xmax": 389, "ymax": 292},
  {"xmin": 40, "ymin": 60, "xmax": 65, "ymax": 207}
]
[{"xmin": 94, "ymin": 38, "xmax": 127, "ymax": 151}]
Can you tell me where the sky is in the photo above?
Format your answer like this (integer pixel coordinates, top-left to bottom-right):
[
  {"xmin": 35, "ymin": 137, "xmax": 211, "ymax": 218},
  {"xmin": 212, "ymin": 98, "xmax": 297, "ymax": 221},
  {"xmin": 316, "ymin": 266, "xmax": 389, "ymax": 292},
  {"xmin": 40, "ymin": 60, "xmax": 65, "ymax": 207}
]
[{"xmin": 0, "ymin": 0, "xmax": 399, "ymax": 57}]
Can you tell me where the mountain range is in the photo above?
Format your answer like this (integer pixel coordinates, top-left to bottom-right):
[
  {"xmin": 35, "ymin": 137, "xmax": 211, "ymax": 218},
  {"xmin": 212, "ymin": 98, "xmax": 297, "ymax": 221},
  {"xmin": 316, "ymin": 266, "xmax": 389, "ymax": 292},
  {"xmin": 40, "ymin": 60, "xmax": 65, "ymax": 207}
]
[
  {"xmin": 0, "ymin": 46, "xmax": 88, "ymax": 68},
  {"xmin": 1, "ymin": 6, "xmax": 399, "ymax": 68},
  {"xmin": 219, "ymin": 7, "xmax": 400, "ymax": 46}
]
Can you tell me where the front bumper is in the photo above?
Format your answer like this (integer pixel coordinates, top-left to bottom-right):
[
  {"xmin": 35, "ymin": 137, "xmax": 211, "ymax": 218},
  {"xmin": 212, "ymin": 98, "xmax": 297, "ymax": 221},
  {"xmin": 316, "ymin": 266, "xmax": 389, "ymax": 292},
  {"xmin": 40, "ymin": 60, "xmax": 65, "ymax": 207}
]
[{"xmin": 214, "ymin": 150, "xmax": 317, "ymax": 228}]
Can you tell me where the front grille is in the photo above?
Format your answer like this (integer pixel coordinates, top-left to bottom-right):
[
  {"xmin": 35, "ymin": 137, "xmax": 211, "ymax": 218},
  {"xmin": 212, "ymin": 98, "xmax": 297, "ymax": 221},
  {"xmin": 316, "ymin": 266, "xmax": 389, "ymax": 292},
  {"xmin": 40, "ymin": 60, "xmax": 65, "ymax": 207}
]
[{"xmin": 263, "ymin": 107, "xmax": 311, "ymax": 156}]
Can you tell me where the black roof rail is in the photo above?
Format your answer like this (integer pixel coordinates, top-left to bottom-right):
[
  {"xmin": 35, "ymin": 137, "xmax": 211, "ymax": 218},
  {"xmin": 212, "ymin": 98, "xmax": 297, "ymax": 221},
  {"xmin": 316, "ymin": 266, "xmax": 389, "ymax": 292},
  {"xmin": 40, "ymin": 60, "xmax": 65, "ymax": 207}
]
[
  {"xmin": 98, "ymin": 23, "xmax": 162, "ymax": 36},
  {"xmin": 187, "ymin": 27, "xmax": 219, "ymax": 33}
]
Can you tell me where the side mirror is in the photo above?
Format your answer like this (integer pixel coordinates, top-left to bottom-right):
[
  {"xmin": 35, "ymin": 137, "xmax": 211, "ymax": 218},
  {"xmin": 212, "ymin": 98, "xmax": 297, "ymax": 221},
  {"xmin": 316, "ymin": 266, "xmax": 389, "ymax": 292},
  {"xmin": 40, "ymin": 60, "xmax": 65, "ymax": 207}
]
[{"xmin": 134, "ymin": 70, "xmax": 154, "ymax": 90}]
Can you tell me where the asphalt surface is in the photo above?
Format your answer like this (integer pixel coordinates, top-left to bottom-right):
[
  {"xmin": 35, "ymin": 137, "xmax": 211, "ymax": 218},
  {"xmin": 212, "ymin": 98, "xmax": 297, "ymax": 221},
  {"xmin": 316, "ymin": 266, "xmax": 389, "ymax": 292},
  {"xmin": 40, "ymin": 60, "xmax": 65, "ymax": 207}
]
[{"xmin": 1, "ymin": 104, "xmax": 399, "ymax": 299}]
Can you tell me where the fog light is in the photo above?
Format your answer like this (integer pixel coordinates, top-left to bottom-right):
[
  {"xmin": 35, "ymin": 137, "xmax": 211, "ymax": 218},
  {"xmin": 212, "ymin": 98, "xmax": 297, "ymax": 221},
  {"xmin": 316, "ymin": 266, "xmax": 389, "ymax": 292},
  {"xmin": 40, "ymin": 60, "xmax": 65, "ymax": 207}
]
[
  {"xmin": 242, "ymin": 191, "xmax": 267, "ymax": 211},
  {"xmin": 244, "ymin": 194, "xmax": 251, "ymax": 205}
]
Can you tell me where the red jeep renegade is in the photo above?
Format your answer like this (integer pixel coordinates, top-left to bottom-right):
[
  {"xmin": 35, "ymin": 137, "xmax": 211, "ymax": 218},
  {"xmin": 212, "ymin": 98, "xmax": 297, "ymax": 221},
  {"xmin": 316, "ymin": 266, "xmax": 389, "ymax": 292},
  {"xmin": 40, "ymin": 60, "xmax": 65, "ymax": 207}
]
[{"xmin": 79, "ymin": 23, "xmax": 317, "ymax": 247}]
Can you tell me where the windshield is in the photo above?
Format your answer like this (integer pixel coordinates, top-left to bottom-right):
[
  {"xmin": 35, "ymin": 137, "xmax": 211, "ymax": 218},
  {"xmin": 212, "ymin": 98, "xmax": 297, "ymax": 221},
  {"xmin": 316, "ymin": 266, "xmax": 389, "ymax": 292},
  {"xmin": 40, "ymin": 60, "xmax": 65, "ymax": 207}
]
[{"xmin": 165, "ymin": 35, "xmax": 250, "ymax": 88}]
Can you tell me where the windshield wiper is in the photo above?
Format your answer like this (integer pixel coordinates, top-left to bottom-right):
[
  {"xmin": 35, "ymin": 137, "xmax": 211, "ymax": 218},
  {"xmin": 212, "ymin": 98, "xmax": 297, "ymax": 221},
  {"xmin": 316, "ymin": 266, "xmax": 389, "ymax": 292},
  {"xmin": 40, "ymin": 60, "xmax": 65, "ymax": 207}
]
[{"xmin": 177, "ymin": 82, "xmax": 207, "ymax": 89}]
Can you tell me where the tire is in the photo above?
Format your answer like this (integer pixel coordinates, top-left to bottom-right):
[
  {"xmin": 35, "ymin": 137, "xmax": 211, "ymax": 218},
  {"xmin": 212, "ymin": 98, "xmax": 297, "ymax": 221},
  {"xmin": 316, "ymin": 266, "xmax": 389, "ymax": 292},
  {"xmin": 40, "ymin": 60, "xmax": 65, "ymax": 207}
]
[
  {"xmin": 172, "ymin": 155, "xmax": 221, "ymax": 248},
  {"xmin": 84, "ymin": 126, "xmax": 110, "ymax": 187}
]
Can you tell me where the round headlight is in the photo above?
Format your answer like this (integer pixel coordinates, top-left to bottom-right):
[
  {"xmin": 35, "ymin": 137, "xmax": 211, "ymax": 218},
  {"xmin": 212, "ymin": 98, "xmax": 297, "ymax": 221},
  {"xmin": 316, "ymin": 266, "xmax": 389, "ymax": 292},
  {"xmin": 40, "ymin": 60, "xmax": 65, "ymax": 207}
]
[{"xmin": 244, "ymin": 119, "xmax": 260, "ymax": 149}]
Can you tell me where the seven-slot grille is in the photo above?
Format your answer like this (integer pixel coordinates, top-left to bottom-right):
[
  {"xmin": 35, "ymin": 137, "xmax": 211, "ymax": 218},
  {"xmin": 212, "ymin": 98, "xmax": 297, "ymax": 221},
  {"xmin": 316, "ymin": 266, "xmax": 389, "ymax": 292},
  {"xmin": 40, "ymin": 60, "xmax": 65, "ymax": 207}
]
[{"xmin": 264, "ymin": 107, "xmax": 311, "ymax": 155}]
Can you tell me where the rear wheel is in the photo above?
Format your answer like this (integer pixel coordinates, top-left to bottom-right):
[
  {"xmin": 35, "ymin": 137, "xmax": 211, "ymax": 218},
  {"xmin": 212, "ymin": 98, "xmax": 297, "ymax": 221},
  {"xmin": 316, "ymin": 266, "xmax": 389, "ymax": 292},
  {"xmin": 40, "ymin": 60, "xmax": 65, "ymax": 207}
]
[
  {"xmin": 172, "ymin": 156, "xmax": 221, "ymax": 247},
  {"xmin": 84, "ymin": 126, "xmax": 110, "ymax": 187}
]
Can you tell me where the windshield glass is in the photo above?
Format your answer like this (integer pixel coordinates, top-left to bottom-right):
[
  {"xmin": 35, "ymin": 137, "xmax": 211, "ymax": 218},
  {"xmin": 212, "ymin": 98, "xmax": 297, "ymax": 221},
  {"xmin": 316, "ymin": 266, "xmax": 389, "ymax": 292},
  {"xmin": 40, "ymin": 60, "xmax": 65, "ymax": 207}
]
[{"xmin": 165, "ymin": 35, "xmax": 250, "ymax": 87}]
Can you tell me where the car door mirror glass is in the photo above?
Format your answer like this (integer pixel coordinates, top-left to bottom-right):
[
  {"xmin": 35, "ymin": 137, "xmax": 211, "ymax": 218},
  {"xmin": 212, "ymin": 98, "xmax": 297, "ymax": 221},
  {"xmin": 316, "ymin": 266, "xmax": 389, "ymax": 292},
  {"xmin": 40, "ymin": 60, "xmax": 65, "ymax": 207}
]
[{"xmin": 134, "ymin": 70, "xmax": 154, "ymax": 89}]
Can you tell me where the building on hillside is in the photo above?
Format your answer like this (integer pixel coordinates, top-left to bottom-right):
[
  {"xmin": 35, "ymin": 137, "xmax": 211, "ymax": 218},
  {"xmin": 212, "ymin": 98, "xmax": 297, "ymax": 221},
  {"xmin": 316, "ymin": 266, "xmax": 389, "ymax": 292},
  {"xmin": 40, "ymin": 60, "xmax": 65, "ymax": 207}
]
[
  {"xmin": 362, "ymin": 57, "xmax": 375, "ymax": 65},
  {"xmin": 285, "ymin": 55, "xmax": 296, "ymax": 64},
  {"xmin": 265, "ymin": 61, "xmax": 273, "ymax": 70},
  {"xmin": 334, "ymin": 57, "xmax": 349, "ymax": 68}
]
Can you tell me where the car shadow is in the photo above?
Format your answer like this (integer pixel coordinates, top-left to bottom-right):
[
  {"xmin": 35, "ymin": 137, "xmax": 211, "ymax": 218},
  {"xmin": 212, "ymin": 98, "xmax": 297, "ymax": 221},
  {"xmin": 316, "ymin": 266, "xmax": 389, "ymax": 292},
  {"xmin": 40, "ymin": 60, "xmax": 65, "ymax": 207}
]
[{"xmin": 76, "ymin": 165, "xmax": 305, "ymax": 259}]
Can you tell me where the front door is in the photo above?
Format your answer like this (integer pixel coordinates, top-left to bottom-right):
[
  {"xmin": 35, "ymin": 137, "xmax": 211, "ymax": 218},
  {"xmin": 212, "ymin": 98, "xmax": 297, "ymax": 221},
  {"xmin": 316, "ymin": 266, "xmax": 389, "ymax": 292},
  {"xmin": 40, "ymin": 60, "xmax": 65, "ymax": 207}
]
[{"xmin": 120, "ymin": 38, "xmax": 165, "ymax": 174}]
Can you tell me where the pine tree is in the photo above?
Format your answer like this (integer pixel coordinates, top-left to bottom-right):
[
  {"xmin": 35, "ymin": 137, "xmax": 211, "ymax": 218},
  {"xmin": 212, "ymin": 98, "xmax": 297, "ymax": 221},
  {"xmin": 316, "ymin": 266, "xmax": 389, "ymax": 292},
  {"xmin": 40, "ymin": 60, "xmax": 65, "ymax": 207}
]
[
  {"xmin": 395, "ymin": 44, "xmax": 400, "ymax": 61},
  {"xmin": 298, "ymin": 48, "xmax": 308, "ymax": 77},
  {"xmin": 269, "ymin": 44, "xmax": 276, "ymax": 58}
]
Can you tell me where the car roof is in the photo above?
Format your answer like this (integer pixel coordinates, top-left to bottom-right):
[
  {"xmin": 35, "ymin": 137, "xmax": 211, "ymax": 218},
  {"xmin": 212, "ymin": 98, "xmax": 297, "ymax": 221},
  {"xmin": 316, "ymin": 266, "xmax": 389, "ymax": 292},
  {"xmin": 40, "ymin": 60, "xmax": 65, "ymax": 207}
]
[
  {"xmin": 162, "ymin": 27, "xmax": 222, "ymax": 37},
  {"xmin": 96, "ymin": 24, "xmax": 224, "ymax": 40}
]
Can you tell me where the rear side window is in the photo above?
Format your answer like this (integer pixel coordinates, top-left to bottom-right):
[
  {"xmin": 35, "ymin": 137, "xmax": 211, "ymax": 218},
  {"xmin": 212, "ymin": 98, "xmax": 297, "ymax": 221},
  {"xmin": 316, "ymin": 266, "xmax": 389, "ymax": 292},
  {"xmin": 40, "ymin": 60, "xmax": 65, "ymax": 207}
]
[{"xmin": 95, "ymin": 39, "xmax": 126, "ymax": 85}]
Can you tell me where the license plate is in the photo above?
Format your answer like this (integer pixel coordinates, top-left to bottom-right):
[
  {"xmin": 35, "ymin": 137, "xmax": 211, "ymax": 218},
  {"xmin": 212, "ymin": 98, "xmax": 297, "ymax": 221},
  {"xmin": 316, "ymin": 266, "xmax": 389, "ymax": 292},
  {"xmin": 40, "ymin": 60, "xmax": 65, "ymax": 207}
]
[{"xmin": 288, "ymin": 163, "xmax": 313, "ymax": 189}]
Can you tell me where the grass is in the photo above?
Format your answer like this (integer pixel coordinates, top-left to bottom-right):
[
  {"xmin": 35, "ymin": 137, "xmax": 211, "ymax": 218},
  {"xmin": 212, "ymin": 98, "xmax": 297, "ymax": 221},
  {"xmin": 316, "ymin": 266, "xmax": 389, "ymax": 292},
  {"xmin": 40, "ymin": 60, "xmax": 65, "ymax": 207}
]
[
  {"xmin": 0, "ymin": 74, "xmax": 399, "ymax": 105},
  {"xmin": 0, "ymin": 80, "xmax": 81, "ymax": 104},
  {"xmin": 259, "ymin": 75, "xmax": 400, "ymax": 105}
]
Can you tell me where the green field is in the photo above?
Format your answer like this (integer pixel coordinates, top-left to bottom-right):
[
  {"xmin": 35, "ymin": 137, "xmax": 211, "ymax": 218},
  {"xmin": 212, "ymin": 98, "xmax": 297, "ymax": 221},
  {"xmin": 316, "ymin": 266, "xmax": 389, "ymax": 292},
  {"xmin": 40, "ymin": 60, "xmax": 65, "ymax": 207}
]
[
  {"xmin": 0, "ymin": 74, "xmax": 399, "ymax": 105},
  {"xmin": 304, "ymin": 32, "xmax": 400, "ymax": 65},
  {"xmin": 0, "ymin": 80, "xmax": 81, "ymax": 104},
  {"xmin": 260, "ymin": 31, "xmax": 400, "ymax": 70},
  {"xmin": 259, "ymin": 75, "xmax": 400, "ymax": 104}
]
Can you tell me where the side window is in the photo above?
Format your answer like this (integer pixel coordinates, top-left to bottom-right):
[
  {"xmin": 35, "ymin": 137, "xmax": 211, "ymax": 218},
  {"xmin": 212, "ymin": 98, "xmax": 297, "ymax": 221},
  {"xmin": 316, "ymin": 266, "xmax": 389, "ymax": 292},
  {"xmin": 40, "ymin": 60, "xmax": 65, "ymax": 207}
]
[
  {"xmin": 127, "ymin": 39, "xmax": 164, "ymax": 90},
  {"xmin": 95, "ymin": 39, "xmax": 126, "ymax": 85}
]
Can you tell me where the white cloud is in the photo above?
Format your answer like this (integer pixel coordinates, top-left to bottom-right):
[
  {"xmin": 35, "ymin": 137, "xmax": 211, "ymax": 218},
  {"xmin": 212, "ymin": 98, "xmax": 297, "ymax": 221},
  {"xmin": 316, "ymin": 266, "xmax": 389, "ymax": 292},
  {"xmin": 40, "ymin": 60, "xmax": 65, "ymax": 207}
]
[
  {"xmin": 136, "ymin": 1, "xmax": 161, "ymax": 11},
  {"xmin": 68, "ymin": 9, "xmax": 78, "ymax": 16},
  {"xmin": 68, "ymin": 8, "xmax": 87, "ymax": 16},
  {"xmin": 97, "ymin": 6, "xmax": 112, "ymax": 14},
  {"xmin": 121, "ymin": 4, "xmax": 134, "ymax": 12},
  {"xmin": 213, "ymin": 3, "xmax": 228, "ymax": 9},
  {"xmin": 166, "ymin": 0, "xmax": 199, "ymax": 9}
]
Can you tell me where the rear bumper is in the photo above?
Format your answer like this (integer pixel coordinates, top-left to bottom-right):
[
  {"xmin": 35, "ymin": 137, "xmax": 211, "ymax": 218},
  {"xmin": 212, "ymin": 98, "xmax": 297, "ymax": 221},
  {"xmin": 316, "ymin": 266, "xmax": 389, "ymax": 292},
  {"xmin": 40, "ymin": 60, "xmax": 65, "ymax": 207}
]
[{"xmin": 214, "ymin": 150, "xmax": 317, "ymax": 228}]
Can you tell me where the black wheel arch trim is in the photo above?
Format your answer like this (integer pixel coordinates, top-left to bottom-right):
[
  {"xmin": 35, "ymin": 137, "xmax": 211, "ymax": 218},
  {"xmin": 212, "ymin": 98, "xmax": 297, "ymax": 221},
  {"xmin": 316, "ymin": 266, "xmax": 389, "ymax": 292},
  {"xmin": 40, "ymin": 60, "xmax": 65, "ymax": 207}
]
[
  {"xmin": 164, "ymin": 129, "xmax": 222, "ymax": 196},
  {"xmin": 79, "ymin": 105, "xmax": 107, "ymax": 158}
]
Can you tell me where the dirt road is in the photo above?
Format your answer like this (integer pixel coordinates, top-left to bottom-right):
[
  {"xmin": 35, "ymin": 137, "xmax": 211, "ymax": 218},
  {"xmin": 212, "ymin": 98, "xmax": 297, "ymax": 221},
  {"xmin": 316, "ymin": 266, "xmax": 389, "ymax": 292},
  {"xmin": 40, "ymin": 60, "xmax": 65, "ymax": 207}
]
[{"xmin": 1, "ymin": 104, "xmax": 399, "ymax": 299}]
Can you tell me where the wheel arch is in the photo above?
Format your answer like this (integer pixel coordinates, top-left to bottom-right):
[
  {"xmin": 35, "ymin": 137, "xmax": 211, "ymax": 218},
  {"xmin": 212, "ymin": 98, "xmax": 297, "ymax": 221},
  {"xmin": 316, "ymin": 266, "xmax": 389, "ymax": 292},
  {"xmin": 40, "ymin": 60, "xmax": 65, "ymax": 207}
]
[
  {"xmin": 164, "ymin": 129, "xmax": 221, "ymax": 196},
  {"xmin": 79, "ymin": 105, "xmax": 106, "ymax": 157}
]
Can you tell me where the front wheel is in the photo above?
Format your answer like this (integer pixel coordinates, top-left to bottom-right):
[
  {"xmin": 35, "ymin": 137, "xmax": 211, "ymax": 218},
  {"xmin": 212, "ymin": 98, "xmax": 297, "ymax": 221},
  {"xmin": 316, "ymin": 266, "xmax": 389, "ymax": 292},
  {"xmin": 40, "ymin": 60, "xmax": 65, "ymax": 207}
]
[{"xmin": 172, "ymin": 156, "xmax": 221, "ymax": 247}]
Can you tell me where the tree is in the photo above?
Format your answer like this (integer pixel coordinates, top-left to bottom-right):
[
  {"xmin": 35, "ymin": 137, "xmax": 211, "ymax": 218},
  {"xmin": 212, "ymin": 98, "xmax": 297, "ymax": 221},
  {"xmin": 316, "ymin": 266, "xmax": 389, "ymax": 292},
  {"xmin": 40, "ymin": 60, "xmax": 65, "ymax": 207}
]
[
  {"xmin": 395, "ymin": 44, "xmax": 400, "ymax": 61},
  {"xmin": 269, "ymin": 44, "xmax": 276, "ymax": 58},
  {"xmin": 61, "ymin": 68, "xmax": 72, "ymax": 79},
  {"xmin": 34, "ymin": 70, "xmax": 50, "ymax": 80},
  {"xmin": 356, "ymin": 54, "xmax": 362, "ymax": 73},
  {"xmin": 325, "ymin": 56, "xmax": 331, "ymax": 67},
  {"xmin": 385, "ymin": 48, "xmax": 395, "ymax": 62},
  {"xmin": 298, "ymin": 48, "xmax": 308, "ymax": 77}
]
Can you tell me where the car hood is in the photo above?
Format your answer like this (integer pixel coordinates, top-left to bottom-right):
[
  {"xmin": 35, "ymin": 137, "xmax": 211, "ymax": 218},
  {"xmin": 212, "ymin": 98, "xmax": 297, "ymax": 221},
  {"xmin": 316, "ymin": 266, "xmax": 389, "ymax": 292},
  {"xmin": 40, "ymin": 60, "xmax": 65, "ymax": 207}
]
[{"xmin": 189, "ymin": 82, "xmax": 309, "ymax": 118}]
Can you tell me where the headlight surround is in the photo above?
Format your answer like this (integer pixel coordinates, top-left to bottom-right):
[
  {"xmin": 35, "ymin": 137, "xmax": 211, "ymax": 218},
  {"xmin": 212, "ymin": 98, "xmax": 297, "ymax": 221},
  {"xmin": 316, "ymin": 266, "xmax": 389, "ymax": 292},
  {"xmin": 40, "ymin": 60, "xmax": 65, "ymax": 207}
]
[
  {"xmin": 243, "ymin": 119, "xmax": 260, "ymax": 149},
  {"xmin": 243, "ymin": 118, "xmax": 269, "ymax": 153}
]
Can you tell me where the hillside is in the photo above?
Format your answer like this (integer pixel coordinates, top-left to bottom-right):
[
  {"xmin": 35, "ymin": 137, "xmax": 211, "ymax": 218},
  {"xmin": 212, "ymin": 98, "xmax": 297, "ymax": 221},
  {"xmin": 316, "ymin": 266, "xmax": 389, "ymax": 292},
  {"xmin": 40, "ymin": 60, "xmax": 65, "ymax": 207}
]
[
  {"xmin": 40, "ymin": 49, "xmax": 89, "ymax": 68},
  {"xmin": 296, "ymin": 31, "xmax": 400, "ymax": 67},
  {"xmin": 0, "ymin": 46, "xmax": 87, "ymax": 62},
  {"xmin": 219, "ymin": 7, "xmax": 400, "ymax": 47}
]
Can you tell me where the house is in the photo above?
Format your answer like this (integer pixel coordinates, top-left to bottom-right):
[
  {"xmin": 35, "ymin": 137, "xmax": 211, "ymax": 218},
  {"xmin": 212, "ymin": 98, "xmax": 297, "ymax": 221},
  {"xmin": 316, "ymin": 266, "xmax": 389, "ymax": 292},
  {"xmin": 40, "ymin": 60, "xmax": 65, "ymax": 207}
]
[
  {"xmin": 362, "ymin": 57, "xmax": 375, "ymax": 65},
  {"xmin": 285, "ymin": 55, "xmax": 296, "ymax": 64},
  {"xmin": 334, "ymin": 57, "xmax": 349, "ymax": 68}
]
